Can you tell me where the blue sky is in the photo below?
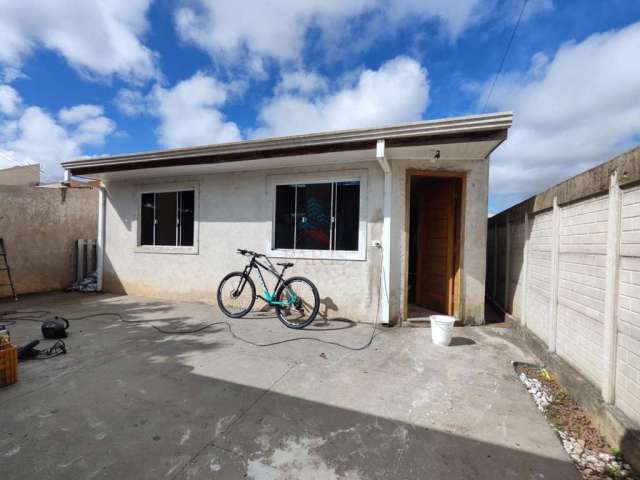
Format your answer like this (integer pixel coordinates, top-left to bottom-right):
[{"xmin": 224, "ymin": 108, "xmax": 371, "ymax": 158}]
[{"xmin": 0, "ymin": 0, "xmax": 639, "ymax": 213}]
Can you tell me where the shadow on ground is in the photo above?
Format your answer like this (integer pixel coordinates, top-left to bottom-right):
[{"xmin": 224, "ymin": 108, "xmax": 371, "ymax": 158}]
[{"xmin": 0, "ymin": 292, "xmax": 579, "ymax": 479}]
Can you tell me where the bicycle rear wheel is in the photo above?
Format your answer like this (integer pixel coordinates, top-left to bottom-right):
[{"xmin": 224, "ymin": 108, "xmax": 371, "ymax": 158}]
[
  {"xmin": 274, "ymin": 276, "xmax": 320, "ymax": 329},
  {"xmin": 217, "ymin": 272, "xmax": 256, "ymax": 318}
]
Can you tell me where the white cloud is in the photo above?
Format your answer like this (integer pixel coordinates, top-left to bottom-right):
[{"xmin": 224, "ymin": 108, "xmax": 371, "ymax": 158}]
[
  {"xmin": 277, "ymin": 71, "xmax": 329, "ymax": 96},
  {"xmin": 1, "ymin": 67, "xmax": 25, "ymax": 83},
  {"xmin": 521, "ymin": 0, "xmax": 554, "ymax": 21},
  {"xmin": 252, "ymin": 56, "xmax": 429, "ymax": 138},
  {"xmin": 58, "ymin": 105, "xmax": 117, "ymax": 146},
  {"xmin": 0, "ymin": 85, "xmax": 21, "ymax": 116},
  {"xmin": 115, "ymin": 88, "xmax": 148, "ymax": 117},
  {"xmin": 175, "ymin": 1, "xmax": 374, "ymax": 66},
  {"xmin": 151, "ymin": 73, "xmax": 241, "ymax": 148},
  {"xmin": 484, "ymin": 21, "xmax": 640, "ymax": 211},
  {"xmin": 0, "ymin": 88, "xmax": 116, "ymax": 180},
  {"xmin": 0, "ymin": 0, "xmax": 157, "ymax": 83},
  {"xmin": 175, "ymin": 0, "xmax": 483, "ymax": 69},
  {"xmin": 387, "ymin": 0, "xmax": 482, "ymax": 37},
  {"xmin": 59, "ymin": 105, "xmax": 105, "ymax": 125}
]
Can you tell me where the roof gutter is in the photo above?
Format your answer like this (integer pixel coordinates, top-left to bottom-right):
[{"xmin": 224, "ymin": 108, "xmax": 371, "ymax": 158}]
[{"xmin": 63, "ymin": 112, "xmax": 512, "ymax": 176}]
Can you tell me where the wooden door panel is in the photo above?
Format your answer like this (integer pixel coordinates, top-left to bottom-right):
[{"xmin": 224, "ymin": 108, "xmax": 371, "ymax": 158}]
[{"xmin": 415, "ymin": 181, "xmax": 457, "ymax": 314}]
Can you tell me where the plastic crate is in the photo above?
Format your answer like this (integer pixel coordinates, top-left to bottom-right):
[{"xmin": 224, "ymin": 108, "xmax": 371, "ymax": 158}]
[{"xmin": 0, "ymin": 342, "xmax": 18, "ymax": 386}]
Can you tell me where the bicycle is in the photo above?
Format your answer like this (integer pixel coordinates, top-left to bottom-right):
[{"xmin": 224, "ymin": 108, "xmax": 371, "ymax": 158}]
[{"xmin": 216, "ymin": 249, "xmax": 320, "ymax": 329}]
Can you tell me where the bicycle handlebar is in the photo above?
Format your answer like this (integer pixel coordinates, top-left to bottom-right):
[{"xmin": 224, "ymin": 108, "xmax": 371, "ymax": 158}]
[{"xmin": 237, "ymin": 248, "xmax": 263, "ymax": 257}]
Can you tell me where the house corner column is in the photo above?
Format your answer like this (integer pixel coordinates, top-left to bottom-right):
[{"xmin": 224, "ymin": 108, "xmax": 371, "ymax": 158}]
[{"xmin": 377, "ymin": 139, "xmax": 392, "ymax": 325}]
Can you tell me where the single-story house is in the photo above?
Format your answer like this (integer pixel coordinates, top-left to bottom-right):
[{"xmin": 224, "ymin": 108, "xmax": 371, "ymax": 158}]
[{"xmin": 61, "ymin": 112, "xmax": 512, "ymax": 325}]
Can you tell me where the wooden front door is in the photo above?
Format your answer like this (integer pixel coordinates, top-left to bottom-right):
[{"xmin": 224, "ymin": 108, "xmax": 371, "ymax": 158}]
[{"xmin": 415, "ymin": 180, "xmax": 458, "ymax": 314}]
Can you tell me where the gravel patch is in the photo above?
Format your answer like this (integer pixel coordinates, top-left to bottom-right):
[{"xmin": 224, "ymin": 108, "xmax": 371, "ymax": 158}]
[{"xmin": 515, "ymin": 363, "xmax": 638, "ymax": 480}]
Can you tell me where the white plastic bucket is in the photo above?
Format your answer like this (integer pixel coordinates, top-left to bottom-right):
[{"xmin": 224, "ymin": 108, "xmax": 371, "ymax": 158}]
[{"xmin": 430, "ymin": 315, "xmax": 456, "ymax": 346}]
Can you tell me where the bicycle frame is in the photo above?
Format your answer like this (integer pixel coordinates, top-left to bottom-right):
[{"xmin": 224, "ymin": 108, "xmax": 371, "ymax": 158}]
[{"xmin": 238, "ymin": 254, "xmax": 298, "ymax": 306}]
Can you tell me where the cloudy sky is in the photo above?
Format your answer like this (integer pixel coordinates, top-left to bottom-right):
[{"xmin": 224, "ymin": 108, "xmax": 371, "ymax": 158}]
[{"xmin": 0, "ymin": 0, "xmax": 638, "ymax": 212}]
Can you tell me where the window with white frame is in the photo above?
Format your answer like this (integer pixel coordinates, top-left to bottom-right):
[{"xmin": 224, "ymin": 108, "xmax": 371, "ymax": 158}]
[
  {"xmin": 140, "ymin": 190, "xmax": 195, "ymax": 247},
  {"xmin": 273, "ymin": 180, "xmax": 360, "ymax": 251}
]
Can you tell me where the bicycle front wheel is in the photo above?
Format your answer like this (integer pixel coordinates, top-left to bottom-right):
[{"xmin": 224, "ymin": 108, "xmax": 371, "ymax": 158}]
[
  {"xmin": 274, "ymin": 276, "xmax": 320, "ymax": 329},
  {"xmin": 217, "ymin": 272, "xmax": 256, "ymax": 318}
]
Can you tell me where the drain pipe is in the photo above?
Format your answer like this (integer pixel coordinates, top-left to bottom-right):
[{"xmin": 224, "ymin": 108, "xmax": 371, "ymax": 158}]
[
  {"xmin": 96, "ymin": 184, "xmax": 106, "ymax": 292},
  {"xmin": 376, "ymin": 139, "xmax": 391, "ymax": 325}
]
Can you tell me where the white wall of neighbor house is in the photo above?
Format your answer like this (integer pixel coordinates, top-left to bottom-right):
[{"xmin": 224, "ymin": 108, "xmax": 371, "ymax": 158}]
[
  {"xmin": 102, "ymin": 154, "xmax": 490, "ymax": 325},
  {"xmin": 487, "ymin": 147, "xmax": 640, "ymax": 428}
]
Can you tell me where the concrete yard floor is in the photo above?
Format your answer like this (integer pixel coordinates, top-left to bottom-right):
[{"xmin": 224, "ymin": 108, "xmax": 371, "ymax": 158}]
[{"xmin": 1, "ymin": 293, "xmax": 580, "ymax": 479}]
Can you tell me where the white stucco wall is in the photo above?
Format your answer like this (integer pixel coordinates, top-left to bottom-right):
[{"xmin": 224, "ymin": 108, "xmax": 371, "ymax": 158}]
[
  {"xmin": 104, "ymin": 161, "xmax": 383, "ymax": 323},
  {"xmin": 103, "ymin": 156, "xmax": 489, "ymax": 324}
]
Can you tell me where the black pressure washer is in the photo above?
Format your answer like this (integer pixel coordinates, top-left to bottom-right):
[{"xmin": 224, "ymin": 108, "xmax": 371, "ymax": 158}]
[
  {"xmin": 41, "ymin": 316, "xmax": 69, "ymax": 339},
  {"xmin": 0, "ymin": 311, "xmax": 69, "ymax": 360}
]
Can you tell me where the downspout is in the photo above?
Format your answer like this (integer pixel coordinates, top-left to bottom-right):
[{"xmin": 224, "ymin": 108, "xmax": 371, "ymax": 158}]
[
  {"xmin": 96, "ymin": 184, "xmax": 106, "ymax": 292},
  {"xmin": 376, "ymin": 139, "xmax": 392, "ymax": 325}
]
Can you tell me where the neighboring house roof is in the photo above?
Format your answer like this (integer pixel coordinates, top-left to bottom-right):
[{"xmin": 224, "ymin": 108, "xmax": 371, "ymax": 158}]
[
  {"xmin": 0, "ymin": 164, "xmax": 40, "ymax": 186},
  {"xmin": 62, "ymin": 112, "xmax": 512, "ymax": 179}
]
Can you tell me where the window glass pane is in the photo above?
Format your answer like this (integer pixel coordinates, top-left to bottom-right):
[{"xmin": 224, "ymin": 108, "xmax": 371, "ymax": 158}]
[
  {"xmin": 155, "ymin": 192, "xmax": 178, "ymax": 246},
  {"xmin": 140, "ymin": 193, "xmax": 155, "ymax": 246},
  {"xmin": 274, "ymin": 185, "xmax": 295, "ymax": 249},
  {"xmin": 296, "ymin": 183, "xmax": 332, "ymax": 250},
  {"xmin": 179, "ymin": 191, "xmax": 195, "ymax": 247},
  {"xmin": 334, "ymin": 181, "xmax": 360, "ymax": 251}
]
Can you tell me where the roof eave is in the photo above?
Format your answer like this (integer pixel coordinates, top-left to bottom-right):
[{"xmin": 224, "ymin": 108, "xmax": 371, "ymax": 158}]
[{"xmin": 63, "ymin": 111, "xmax": 512, "ymax": 173}]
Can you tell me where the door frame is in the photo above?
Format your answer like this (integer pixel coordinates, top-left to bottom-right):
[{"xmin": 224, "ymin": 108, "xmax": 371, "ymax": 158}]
[{"xmin": 404, "ymin": 169, "xmax": 466, "ymax": 321}]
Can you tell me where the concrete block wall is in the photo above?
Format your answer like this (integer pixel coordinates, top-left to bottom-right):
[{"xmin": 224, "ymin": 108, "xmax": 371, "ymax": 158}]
[
  {"xmin": 486, "ymin": 224, "xmax": 496, "ymax": 300},
  {"xmin": 617, "ymin": 184, "xmax": 640, "ymax": 422},
  {"xmin": 496, "ymin": 221, "xmax": 507, "ymax": 310},
  {"xmin": 525, "ymin": 210, "xmax": 552, "ymax": 343},
  {"xmin": 556, "ymin": 194, "xmax": 608, "ymax": 387},
  {"xmin": 508, "ymin": 215, "xmax": 526, "ymax": 319},
  {"xmin": 487, "ymin": 146, "xmax": 640, "ymax": 431}
]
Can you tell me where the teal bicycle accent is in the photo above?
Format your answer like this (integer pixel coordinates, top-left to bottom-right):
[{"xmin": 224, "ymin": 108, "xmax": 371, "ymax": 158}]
[
  {"xmin": 262, "ymin": 288, "xmax": 297, "ymax": 306},
  {"xmin": 216, "ymin": 249, "xmax": 320, "ymax": 329}
]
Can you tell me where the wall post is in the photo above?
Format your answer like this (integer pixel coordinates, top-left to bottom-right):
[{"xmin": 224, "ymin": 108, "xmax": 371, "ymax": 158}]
[
  {"xmin": 548, "ymin": 196, "xmax": 561, "ymax": 352},
  {"xmin": 602, "ymin": 171, "xmax": 622, "ymax": 402},
  {"xmin": 493, "ymin": 219, "xmax": 498, "ymax": 300},
  {"xmin": 96, "ymin": 186, "xmax": 106, "ymax": 292},
  {"xmin": 504, "ymin": 212, "xmax": 511, "ymax": 310},
  {"xmin": 522, "ymin": 210, "xmax": 530, "ymax": 327}
]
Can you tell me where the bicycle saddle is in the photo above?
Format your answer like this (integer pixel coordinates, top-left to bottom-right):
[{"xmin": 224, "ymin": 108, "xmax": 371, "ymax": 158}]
[{"xmin": 277, "ymin": 262, "xmax": 294, "ymax": 268}]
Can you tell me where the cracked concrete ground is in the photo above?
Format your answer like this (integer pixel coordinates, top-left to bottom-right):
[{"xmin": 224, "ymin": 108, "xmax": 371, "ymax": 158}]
[{"xmin": 1, "ymin": 293, "xmax": 580, "ymax": 479}]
